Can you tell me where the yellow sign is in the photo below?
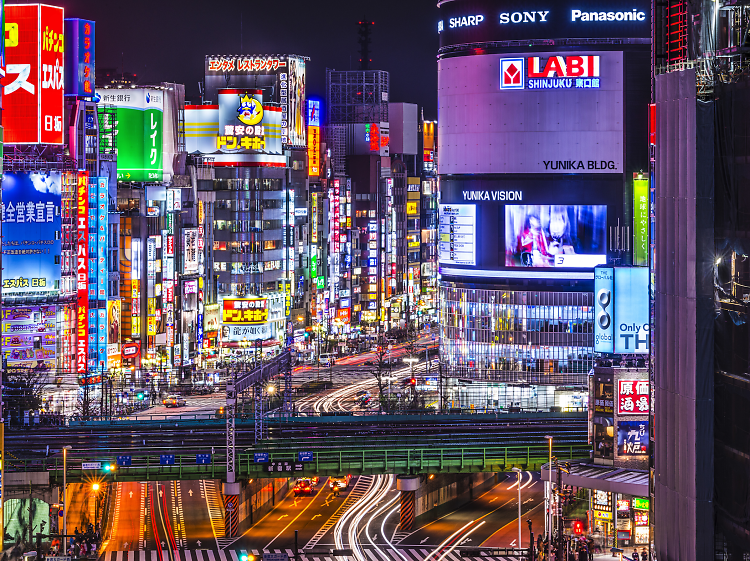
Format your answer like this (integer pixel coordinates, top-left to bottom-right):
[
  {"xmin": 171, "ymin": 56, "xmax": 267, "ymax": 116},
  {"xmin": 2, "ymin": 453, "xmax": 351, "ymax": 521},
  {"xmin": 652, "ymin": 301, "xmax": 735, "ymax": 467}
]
[
  {"xmin": 407, "ymin": 201, "xmax": 418, "ymax": 215},
  {"xmin": 308, "ymin": 125, "xmax": 320, "ymax": 177},
  {"xmin": 594, "ymin": 510, "xmax": 613, "ymax": 521},
  {"xmin": 222, "ymin": 298, "xmax": 269, "ymax": 325},
  {"xmin": 237, "ymin": 94, "xmax": 264, "ymax": 126}
]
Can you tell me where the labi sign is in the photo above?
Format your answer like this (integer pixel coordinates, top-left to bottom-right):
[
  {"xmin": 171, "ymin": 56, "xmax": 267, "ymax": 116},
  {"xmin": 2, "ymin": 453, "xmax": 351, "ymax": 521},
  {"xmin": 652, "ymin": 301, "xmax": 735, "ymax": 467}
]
[{"xmin": 594, "ymin": 266, "xmax": 649, "ymax": 354}]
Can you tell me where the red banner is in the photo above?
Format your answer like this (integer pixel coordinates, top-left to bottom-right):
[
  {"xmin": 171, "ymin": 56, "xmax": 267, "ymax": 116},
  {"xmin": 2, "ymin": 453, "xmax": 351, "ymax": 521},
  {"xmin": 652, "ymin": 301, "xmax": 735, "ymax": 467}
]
[{"xmin": 76, "ymin": 172, "xmax": 89, "ymax": 374}]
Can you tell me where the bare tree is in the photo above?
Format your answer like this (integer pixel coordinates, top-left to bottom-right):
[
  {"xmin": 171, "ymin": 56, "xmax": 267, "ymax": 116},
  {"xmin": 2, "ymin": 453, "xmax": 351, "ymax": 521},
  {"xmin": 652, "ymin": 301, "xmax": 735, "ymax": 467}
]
[{"xmin": 370, "ymin": 335, "xmax": 394, "ymax": 413}]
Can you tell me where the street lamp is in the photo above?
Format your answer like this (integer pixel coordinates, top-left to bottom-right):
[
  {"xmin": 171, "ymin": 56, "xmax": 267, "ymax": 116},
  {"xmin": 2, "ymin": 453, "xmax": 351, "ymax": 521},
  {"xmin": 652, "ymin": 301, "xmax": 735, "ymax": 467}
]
[
  {"xmin": 92, "ymin": 483, "xmax": 101, "ymax": 531},
  {"xmin": 545, "ymin": 435, "xmax": 553, "ymax": 556},
  {"xmin": 62, "ymin": 445, "xmax": 72, "ymax": 551},
  {"xmin": 512, "ymin": 467, "xmax": 522, "ymax": 551}
]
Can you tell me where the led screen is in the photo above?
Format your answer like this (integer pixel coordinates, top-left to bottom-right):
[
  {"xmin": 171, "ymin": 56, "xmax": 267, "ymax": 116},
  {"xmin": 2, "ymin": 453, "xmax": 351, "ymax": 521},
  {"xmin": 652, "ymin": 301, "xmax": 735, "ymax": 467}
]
[
  {"xmin": 438, "ymin": 176, "xmax": 619, "ymax": 280},
  {"xmin": 504, "ymin": 205, "xmax": 606, "ymax": 268}
]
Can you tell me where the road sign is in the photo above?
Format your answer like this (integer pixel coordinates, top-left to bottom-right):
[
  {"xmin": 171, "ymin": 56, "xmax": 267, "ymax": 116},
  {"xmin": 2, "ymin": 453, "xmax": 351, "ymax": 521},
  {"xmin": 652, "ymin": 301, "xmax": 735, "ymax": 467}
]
[
  {"xmin": 254, "ymin": 452, "xmax": 269, "ymax": 463},
  {"xmin": 81, "ymin": 462, "xmax": 102, "ymax": 470},
  {"xmin": 298, "ymin": 451, "xmax": 314, "ymax": 462},
  {"xmin": 266, "ymin": 461, "xmax": 303, "ymax": 473},
  {"xmin": 117, "ymin": 456, "xmax": 132, "ymax": 467},
  {"xmin": 160, "ymin": 455, "xmax": 175, "ymax": 466},
  {"xmin": 263, "ymin": 554, "xmax": 288, "ymax": 561},
  {"xmin": 196, "ymin": 453, "xmax": 212, "ymax": 465},
  {"xmin": 45, "ymin": 557, "xmax": 71, "ymax": 561}
]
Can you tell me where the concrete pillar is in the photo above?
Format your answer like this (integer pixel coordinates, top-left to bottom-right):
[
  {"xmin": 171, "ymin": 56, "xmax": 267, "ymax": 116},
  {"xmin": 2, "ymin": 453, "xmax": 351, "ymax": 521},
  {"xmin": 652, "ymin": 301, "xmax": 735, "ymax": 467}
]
[
  {"xmin": 222, "ymin": 482, "xmax": 240, "ymax": 537},
  {"xmin": 397, "ymin": 476, "xmax": 420, "ymax": 532}
]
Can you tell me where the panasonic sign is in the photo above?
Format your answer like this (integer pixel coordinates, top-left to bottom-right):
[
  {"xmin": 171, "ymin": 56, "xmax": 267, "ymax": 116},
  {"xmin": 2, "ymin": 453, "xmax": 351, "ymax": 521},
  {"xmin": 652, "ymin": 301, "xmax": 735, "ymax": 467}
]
[{"xmin": 572, "ymin": 9, "xmax": 646, "ymax": 21}]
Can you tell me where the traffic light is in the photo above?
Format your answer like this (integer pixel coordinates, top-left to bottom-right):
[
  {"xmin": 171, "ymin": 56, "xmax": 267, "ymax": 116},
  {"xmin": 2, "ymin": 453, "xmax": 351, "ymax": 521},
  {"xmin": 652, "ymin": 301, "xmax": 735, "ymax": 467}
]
[
  {"xmin": 573, "ymin": 520, "xmax": 583, "ymax": 535},
  {"xmin": 137, "ymin": 392, "xmax": 144, "ymax": 400},
  {"xmin": 103, "ymin": 463, "xmax": 116, "ymax": 472},
  {"xmin": 410, "ymin": 377, "xmax": 416, "ymax": 386}
]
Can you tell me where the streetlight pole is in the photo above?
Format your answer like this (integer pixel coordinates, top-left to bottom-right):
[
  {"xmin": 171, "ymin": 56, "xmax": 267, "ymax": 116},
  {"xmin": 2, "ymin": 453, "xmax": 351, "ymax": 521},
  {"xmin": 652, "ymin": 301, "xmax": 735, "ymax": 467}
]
[
  {"xmin": 62, "ymin": 445, "xmax": 72, "ymax": 552},
  {"xmin": 545, "ymin": 435, "xmax": 553, "ymax": 558},
  {"xmin": 512, "ymin": 467, "xmax": 522, "ymax": 551}
]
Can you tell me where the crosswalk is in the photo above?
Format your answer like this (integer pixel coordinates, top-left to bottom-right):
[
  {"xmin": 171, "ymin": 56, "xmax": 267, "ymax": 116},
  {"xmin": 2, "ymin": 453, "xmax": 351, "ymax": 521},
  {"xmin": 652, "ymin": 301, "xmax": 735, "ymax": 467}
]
[{"xmin": 101, "ymin": 549, "xmax": 524, "ymax": 561}]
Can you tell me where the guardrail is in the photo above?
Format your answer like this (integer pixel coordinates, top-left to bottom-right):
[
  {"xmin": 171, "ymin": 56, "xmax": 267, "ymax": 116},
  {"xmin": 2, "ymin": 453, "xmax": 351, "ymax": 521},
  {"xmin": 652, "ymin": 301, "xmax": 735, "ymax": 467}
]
[
  {"xmin": 61, "ymin": 407, "xmax": 587, "ymax": 427},
  {"xmin": 3, "ymin": 443, "xmax": 591, "ymax": 482}
]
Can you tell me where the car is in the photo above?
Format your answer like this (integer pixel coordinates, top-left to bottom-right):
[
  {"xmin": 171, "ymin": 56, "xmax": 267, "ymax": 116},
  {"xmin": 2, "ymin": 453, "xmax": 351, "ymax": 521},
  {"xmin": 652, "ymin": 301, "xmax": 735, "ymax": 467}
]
[
  {"xmin": 311, "ymin": 476, "xmax": 320, "ymax": 486},
  {"xmin": 319, "ymin": 354, "xmax": 336, "ymax": 367},
  {"xmin": 329, "ymin": 474, "xmax": 352, "ymax": 489},
  {"xmin": 163, "ymin": 395, "xmax": 187, "ymax": 408},
  {"xmin": 293, "ymin": 478, "xmax": 314, "ymax": 496}
]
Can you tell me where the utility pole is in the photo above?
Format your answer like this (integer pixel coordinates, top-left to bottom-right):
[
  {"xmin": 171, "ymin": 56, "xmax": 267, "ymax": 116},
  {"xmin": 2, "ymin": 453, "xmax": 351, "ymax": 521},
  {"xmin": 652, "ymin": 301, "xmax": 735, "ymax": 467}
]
[{"xmin": 226, "ymin": 377, "xmax": 236, "ymax": 485}]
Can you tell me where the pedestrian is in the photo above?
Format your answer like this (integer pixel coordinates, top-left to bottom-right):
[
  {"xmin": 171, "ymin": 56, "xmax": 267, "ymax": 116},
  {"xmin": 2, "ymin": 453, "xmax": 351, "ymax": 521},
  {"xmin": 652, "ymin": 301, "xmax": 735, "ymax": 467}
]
[
  {"xmin": 632, "ymin": 549, "xmax": 640, "ymax": 561},
  {"xmin": 642, "ymin": 547, "xmax": 649, "ymax": 561}
]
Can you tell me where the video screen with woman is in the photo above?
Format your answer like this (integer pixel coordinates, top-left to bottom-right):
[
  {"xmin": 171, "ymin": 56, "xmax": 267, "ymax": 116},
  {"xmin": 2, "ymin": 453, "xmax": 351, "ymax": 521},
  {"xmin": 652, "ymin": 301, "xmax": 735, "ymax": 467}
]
[{"xmin": 505, "ymin": 205, "xmax": 607, "ymax": 268}]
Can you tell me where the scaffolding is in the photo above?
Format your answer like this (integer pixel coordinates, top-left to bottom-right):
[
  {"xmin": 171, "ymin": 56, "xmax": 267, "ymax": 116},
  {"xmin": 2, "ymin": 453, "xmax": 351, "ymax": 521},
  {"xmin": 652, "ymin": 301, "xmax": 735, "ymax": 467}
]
[{"xmin": 326, "ymin": 69, "xmax": 389, "ymax": 124}]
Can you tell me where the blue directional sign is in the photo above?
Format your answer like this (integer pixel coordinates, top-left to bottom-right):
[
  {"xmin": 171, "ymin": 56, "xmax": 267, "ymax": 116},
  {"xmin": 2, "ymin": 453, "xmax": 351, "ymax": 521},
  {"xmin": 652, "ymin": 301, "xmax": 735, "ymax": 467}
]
[
  {"xmin": 160, "ymin": 454, "xmax": 175, "ymax": 466},
  {"xmin": 254, "ymin": 452, "xmax": 270, "ymax": 463},
  {"xmin": 298, "ymin": 451, "xmax": 314, "ymax": 462},
  {"xmin": 196, "ymin": 453, "xmax": 212, "ymax": 465},
  {"xmin": 116, "ymin": 455, "xmax": 132, "ymax": 467}
]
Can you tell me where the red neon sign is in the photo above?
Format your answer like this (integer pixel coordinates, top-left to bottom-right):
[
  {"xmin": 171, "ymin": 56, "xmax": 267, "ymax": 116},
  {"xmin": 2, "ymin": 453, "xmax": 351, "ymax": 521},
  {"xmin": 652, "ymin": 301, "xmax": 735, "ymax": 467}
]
[{"xmin": 76, "ymin": 171, "xmax": 89, "ymax": 375}]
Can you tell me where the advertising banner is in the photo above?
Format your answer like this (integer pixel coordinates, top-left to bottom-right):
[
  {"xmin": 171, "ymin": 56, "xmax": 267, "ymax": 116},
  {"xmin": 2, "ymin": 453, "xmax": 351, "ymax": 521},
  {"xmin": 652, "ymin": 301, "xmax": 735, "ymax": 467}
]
[
  {"xmin": 64, "ymin": 18, "xmax": 95, "ymax": 97},
  {"xmin": 617, "ymin": 379, "xmax": 650, "ymax": 414},
  {"xmin": 437, "ymin": 0, "xmax": 650, "ymax": 48},
  {"xmin": 1, "ymin": 172, "xmax": 62, "ymax": 296},
  {"xmin": 76, "ymin": 172, "xmax": 89, "ymax": 375},
  {"xmin": 107, "ymin": 300, "xmax": 121, "ymax": 370},
  {"xmin": 633, "ymin": 175, "xmax": 649, "ymax": 266},
  {"xmin": 437, "ymin": 50, "xmax": 623, "ymax": 175},
  {"xmin": 504, "ymin": 205, "xmax": 606, "ymax": 268},
  {"xmin": 216, "ymin": 89, "xmax": 282, "ymax": 155},
  {"xmin": 204, "ymin": 54, "xmax": 305, "ymax": 147},
  {"xmin": 617, "ymin": 421, "xmax": 649, "ymax": 455},
  {"xmin": 613, "ymin": 267, "xmax": 649, "ymax": 354},
  {"xmin": 594, "ymin": 267, "xmax": 614, "ymax": 353},
  {"xmin": 308, "ymin": 125, "xmax": 320, "ymax": 177},
  {"xmin": 3, "ymin": 4, "xmax": 64, "ymax": 144},
  {"xmin": 2, "ymin": 306, "xmax": 56, "ymax": 371},
  {"xmin": 221, "ymin": 323, "xmax": 272, "ymax": 342},
  {"xmin": 98, "ymin": 88, "xmax": 163, "ymax": 181},
  {"xmin": 594, "ymin": 267, "xmax": 649, "ymax": 354},
  {"xmin": 222, "ymin": 298, "xmax": 269, "ymax": 325},
  {"xmin": 183, "ymin": 229, "xmax": 199, "ymax": 273},
  {"xmin": 438, "ymin": 204, "xmax": 476, "ymax": 266}
]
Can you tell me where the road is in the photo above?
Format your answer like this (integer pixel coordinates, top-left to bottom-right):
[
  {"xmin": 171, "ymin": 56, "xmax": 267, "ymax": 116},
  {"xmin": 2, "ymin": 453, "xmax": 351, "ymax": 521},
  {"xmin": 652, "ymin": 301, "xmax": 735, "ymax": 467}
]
[
  {"xmin": 102, "ymin": 472, "xmax": 538, "ymax": 561},
  {"xmin": 102, "ymin": 479, "xmax": 223, "ymax": 559}
]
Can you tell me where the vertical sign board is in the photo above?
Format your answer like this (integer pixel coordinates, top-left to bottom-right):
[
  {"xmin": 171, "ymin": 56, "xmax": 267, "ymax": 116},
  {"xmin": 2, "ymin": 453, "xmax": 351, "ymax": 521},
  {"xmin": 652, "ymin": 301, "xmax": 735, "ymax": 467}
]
[
  {"xmin": 311, "ymin": 192, "xmax": 319, "ymax": 244},
  {"xmin": 97, "ymin": 89, "xmax": 163, "ymax": 181},
  {"xmin": 76, "ymin": 172, "xmax": 89, "ymax": 380},
  {"xmin": 308, "ymin": 99, "xmax": 320, "ymax": 177},
  {"xmin": 614, "ymin": 267, "xmax": 649, "ymax": 354},
  {"xmin": 3, "ymin": 4, "xmax": 64, "ymax": 144},
  {"xmin": 594, "ymin": 267, "xmax": 614, "ymax": 353},
  {"xmin": 633, "ymin": 176, "xmax": 649, "ymax": 267},
  {"xmin": 63, "ymin": 18, "xmax": 94, "ymax": 97}
]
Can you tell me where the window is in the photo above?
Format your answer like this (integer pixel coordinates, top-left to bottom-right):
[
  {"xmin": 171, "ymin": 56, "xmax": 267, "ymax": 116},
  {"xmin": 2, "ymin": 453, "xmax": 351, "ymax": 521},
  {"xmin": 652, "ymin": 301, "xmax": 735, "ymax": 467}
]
[{"xmin": 264, "ymin": 240, "xmax": 279, "ymax": 250}]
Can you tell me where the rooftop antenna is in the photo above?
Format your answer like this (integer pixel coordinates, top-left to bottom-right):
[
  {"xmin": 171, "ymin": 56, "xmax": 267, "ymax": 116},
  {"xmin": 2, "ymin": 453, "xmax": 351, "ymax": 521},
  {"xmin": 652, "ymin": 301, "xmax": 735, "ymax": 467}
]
[{"xmin": 358, "ymin": 18, "xmax": 374, "ymax": 71}]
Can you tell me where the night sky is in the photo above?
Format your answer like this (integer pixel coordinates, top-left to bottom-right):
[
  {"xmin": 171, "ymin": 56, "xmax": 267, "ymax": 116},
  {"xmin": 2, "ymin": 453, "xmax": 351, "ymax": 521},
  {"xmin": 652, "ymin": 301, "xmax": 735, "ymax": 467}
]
[{"xmin": 40, "ymin": 0, "xmax": 441, "ymax": 119}]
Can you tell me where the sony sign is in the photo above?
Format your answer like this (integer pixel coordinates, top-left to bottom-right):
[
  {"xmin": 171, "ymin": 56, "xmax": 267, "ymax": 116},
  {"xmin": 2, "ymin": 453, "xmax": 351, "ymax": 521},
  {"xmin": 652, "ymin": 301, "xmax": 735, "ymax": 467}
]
[{"xmin": 499, "ymin": 11, "xmax": 550, "ymax": 23}]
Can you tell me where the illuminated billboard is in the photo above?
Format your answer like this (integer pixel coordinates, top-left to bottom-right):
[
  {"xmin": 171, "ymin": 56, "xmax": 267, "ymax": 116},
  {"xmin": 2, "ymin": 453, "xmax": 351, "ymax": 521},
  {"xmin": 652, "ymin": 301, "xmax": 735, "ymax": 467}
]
[
  {"xmin": 107, "ymin": 299, "xmax": 121, "ymax": 370},
  {"xmin": 64, "ymin": 18, "xmax": 95, "ymax": 97},
  {"xmin": 222, "ymin": 298, "xmax": 269, "ymax": 325},
  {"xmin": 504, "ymin": 205, "xmax": 606, "ymax": 268},
  {"xmin": 98, "ymin": 88, "xmax": 163, "ymax": 181},
  {"xmin": 617, "ymin": 421, "xmax": 649, "ymax": 456},
  {"xmin": 437, "ymin": 50, "xmax": 623, "ymax": 174},
  {"xmin": 216, "ymin": 89, "xmax": 282, "ymax": 155},
  {"xmin": 438, "ymin": 176, "xmax": 617, "ymax": 280},
  {"xmin": 594, "ymin": 266, "xmax": 649, "ymax": 354},
  {"xmin": 204, "ymin": 54, "xmax": 306, "ymax": 147},
  {"xmin": 308, "ymin": 124, "xmax": 320, "ymax": 177},
  {"xmin": 1, "ymin": 172, "xmax": 62, "ymax": 296},
  {"xmin": 3, "ymin": 4, "xmax": 65, "ymax": 144},
  {"xmin": 633, "ymin": 175, "xmax": 649, "ymax": 266},
  {"xmin": 437, "ymin": 0, "xmax": 650, "ymax": 48},
  {"xmin": 2, "ymin": 306, "xmax": 56, "ymax": 371}
]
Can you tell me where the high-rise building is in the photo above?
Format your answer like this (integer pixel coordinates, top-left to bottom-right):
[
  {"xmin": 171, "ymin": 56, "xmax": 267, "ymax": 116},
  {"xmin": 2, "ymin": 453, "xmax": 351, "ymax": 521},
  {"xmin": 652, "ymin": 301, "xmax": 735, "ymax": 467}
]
[{"xmin": 436, "ymin": 0, "xmax": 651, "ymax": 410}]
